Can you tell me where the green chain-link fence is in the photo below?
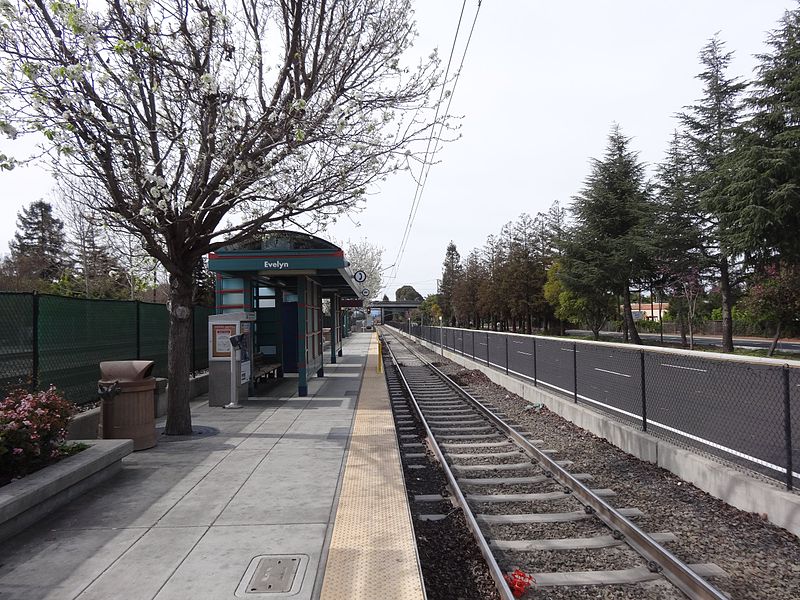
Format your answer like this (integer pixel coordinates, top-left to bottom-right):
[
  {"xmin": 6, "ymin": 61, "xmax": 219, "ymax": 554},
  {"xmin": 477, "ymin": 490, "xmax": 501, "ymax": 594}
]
[{"xmin": 0, "ymin": 292, "xmax": 211, "ymax": 405}]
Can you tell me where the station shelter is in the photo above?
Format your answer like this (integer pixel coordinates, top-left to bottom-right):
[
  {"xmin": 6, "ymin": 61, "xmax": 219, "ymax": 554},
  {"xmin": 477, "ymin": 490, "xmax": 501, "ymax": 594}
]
[{"xmin": 208, "ymin": 231, "xmax": 363, "ymax": 397}]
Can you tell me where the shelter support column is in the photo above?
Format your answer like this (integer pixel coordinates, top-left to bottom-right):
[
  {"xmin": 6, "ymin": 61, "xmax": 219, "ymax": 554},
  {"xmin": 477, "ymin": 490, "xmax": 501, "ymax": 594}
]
[
  {"xmin": 298, "ymin": 276, "xmax": 308, "ymax": 397},
  {"xmin": 330, "ymin": 295, "xmax": 338, "ymax": 364},
  {"xmin": 338, "ymin": 300, "xmax": 343, "ymax": 357},
  {"xmin": 317, "ymin": 286, "xmax": 325, "ymax": 378}
]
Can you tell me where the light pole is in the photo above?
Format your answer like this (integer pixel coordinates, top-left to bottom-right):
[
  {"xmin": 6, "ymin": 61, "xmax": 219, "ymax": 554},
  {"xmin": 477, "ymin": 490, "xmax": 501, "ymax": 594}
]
[{"xmin": 439, "ymin": 315, "xmax": 444, "ymax": 356}]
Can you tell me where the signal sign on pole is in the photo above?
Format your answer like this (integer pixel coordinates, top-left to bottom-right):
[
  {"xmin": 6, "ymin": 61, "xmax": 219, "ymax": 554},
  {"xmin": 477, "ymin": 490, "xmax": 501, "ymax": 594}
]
[
  {"xmin": 361, "ymin": 288, "xmax": 370, "ymax": 297},
  {"xmin": 354, "ymin": 270, "xmax": 367, "ymax": 283}
]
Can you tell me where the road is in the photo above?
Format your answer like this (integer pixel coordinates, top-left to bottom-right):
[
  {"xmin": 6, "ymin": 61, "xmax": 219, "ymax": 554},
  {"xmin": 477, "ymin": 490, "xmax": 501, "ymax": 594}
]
[{"xmin": 565, "ymin": 329, "xmax": 800, "ymax": 353}]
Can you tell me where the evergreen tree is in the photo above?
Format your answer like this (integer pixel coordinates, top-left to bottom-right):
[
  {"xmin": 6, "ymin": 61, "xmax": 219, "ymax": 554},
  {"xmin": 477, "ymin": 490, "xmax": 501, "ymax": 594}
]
[
  {"xmin": 477, "ymin": 235, "xmax": 505, "ymax": 330},
  {"xmin": 567, "ymin": 125, "xmax": 655, "ymax": 344},
  {"xmin": 438, "ymin": 242, "xmax": 462, "ymax": 326},
  {"xmin": 8, "ymin": 200, "xmax": 70, "ymax": 285},
  {"xmin": 654, "ymin": 131, "xmax": 709, "ymax": 347},
  {"xmin": 395, "ymin": 285, "xmax": 424, "ymax": 302},
  {"xmin": 452, "ymin": 250, "xmax": 483, "ymax": 328},
  {"xmin": 725, "ymin": 8, "xmax": 800, "ymax": 268},
  {"xmin": 679, "ymin": 35, "xmax": 746, "ymax": 353}
]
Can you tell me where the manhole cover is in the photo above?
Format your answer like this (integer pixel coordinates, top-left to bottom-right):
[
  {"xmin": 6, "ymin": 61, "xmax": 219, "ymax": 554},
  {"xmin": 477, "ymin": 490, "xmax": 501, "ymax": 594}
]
[
  {"xmin": 235, "ymin": 555, "xmax": 308, "ymax": 597},
  {"xmin": 156, "ymin": 425, "xmax": 220, "ymax": 441}
]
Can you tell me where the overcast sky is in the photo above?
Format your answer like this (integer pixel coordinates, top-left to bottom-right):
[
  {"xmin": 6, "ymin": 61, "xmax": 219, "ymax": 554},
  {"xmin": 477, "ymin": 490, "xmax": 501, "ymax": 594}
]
[{"xmin": 1, "ymin": 1, "xmax": 796, "ymax": 300}]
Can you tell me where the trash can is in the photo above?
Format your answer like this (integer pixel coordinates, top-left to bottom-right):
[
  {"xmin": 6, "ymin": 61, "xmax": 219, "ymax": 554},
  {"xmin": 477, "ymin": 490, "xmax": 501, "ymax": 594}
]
[{"xmin": 98, "ymin": 360, "xmax": 157, "ymax": 451}]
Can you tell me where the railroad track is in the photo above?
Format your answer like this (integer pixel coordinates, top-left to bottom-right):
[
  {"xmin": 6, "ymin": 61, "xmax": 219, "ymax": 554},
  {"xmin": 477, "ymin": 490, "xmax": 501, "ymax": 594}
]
[{"xmin": 380, "ymin": 327, "xmax": 728, "ymax": 600}]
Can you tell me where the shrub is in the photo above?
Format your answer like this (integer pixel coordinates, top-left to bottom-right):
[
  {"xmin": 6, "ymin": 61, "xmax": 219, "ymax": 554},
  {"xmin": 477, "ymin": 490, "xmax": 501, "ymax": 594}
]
[{"xmin": 0, "ymin": 386, "xmax": 74, "ymax": 482}]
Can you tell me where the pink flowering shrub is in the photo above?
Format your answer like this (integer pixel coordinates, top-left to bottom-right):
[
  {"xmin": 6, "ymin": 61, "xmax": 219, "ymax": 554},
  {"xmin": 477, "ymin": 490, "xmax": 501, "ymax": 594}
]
[{"xmin": 0, "ymin": 386, "xmax": 74, "ymax": 483}]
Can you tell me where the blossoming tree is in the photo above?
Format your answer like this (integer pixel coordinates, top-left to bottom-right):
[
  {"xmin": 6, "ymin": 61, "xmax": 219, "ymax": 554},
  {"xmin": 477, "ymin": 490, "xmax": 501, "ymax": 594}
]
[{"xmin": 0, "ymin": 0, "xmax": 445, "ymax": 434}]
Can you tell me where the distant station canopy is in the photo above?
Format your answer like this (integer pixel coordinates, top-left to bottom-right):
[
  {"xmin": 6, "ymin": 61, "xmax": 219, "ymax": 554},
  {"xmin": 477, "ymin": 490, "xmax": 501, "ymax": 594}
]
[{"xmin": 208, "ymin": 230, "xmax": 363, "ymax": 397}]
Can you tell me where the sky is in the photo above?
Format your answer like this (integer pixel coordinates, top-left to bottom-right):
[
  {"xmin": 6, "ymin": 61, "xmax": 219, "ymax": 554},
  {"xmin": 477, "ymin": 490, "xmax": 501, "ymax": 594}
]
[{"xmin": 1, "ymin": 1, "xmax": 796, "ymax": 300}]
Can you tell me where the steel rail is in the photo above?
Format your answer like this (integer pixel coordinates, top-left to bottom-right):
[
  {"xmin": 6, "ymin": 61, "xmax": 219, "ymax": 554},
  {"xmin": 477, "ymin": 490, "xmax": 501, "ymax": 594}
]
[
  {"xmin": 381, "ymin": 334, "xmax": 517, "ymax": 600},
  {"xmin": 384, "ymin": 327, "xmax": 729, "ymax": 600}
]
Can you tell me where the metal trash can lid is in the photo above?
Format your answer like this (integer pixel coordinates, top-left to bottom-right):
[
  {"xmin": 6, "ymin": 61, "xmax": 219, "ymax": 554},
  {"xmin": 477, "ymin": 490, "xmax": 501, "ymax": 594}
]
[{"xmin": 99, "ymin": 360, "xmax": 155, "ymax": 381}]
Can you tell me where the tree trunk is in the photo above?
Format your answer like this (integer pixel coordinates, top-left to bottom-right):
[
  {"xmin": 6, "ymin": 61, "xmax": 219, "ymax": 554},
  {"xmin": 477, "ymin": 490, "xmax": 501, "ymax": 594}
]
[
  {"xmin": 719, "ymin": 256, "xmax": 734, "ymax": 353},
  {"xmin": 679, "ymin": 312, "xmax": 688, "ymax": 348},
  {"xmin": 768, "ymin": 322, "xmax": 782, "ymax": 357},
  {"xmin": 591, "ymin": 327, "xmax": 600, "ymax": 341},
  {"xmin": 622, "ymin": 285, "xmax": 642, "ymax": 345},
  {"xmin": 165, "ymin": 272, "xmax": 194, "ymax": 435}
]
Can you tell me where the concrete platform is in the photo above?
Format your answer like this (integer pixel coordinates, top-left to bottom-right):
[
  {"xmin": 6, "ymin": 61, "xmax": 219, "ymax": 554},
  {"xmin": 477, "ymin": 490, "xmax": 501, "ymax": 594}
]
[{"xmin": 0, "ymin": 333, "xmax": 420, "ymax": 600}]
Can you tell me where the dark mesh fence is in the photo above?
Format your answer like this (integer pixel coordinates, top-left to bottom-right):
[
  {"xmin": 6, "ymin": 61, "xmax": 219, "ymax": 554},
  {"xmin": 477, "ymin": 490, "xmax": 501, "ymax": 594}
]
[
  {"xmin": 38, "ymin": 295, "xmax": 137, "ymax": 403},
  {"xmin": 138, "ymin": 302, "xmax": 169, "ymax": 378},
  {"xmin": 577, "ymin": 343, "xmax": 642, "ymax": 428},
  {"xmin": 193, "ymin": 306, "xmax": 212, "ymax": 373},
  {"xmin": 395, "ymin": 323, "xmax": 800, "ymax": 490},
  {"xmin": 0, "ymin": 292, "xmax": 211, "ymax": 405},
  {"xmin": 0, "ymin": 293, "xmax": 34, "ymax": 393}
]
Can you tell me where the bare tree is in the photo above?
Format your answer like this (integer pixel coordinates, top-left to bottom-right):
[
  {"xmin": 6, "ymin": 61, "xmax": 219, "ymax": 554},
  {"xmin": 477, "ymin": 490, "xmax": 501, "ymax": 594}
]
[{"xmin": 0, "ymin": 0, "xmax": 445, "ymax": 433}]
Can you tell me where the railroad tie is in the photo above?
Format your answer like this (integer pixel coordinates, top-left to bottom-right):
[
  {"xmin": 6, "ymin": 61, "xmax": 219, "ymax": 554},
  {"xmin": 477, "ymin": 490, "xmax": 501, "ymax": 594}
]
[{"xmin": 532, "ymin": 565, "xmax": 727, "ymax": 587}]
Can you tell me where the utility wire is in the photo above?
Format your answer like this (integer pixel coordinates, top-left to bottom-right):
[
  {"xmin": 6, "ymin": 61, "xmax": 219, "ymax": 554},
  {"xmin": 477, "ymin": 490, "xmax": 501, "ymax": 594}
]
[
  {"xmin": 399, "ymin": 1, "xmax": 483, "ymax": 273},
  {"xmin": 390, "ymin": 0, "xmax": 482, "ymax": 282}
]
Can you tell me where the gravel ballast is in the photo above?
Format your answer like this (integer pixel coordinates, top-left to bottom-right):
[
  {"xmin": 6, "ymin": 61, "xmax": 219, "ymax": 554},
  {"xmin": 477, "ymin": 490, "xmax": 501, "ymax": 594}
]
[{"xmin": 397, "ymin": 335, "xmax": 800, "ymax": 600}]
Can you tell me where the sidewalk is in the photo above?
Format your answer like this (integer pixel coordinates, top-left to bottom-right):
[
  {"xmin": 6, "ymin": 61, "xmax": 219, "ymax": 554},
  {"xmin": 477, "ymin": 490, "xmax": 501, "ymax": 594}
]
[{"xmin": 0, "ymin": 334, "xmax": 372, "ymax": 600}]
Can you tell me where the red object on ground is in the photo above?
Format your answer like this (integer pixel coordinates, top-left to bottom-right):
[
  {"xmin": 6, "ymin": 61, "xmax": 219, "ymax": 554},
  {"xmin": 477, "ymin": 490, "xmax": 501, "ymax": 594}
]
[{"xmin": 504, "ymin": 569, "xmax": 535, "ymax": 597}]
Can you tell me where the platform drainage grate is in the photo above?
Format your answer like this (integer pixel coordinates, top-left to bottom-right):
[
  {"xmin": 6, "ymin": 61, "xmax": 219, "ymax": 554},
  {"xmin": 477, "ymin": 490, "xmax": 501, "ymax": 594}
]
[{"xmin": 236, "ymin": 554, "xmax": 308, "ymax": 597}]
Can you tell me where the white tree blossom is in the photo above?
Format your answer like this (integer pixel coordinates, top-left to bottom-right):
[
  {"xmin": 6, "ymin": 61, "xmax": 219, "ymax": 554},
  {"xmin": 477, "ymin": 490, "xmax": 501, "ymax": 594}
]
[{"xmin": 0, "ymin": 0, "xmax": 449, "ymax": 434}]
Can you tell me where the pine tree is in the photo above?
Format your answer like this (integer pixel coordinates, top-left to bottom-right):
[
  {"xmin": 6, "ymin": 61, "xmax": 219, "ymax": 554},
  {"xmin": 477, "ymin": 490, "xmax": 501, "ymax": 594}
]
[
  {"xmin": 725, "ymin": 8, "xmax": 800, "ymax": 267},
  {"xmin": 654, "ymin": 131, "xmax": 709, "ymax": 347},
  {"xmin": 395, "ymin": 285, "xmax": 424, "ymax": 302},
  {"xmin": 679, "ymin": 35, "xmax": 746, "ymax": 353},
  {"xmin": 8, "ymin": 200, "xmax": 70, "ymax": 285},
  {"xmin": 438, "ymin": 242, "xmax": 462, "ymax": 326},
  {"xmin": 452, "ymin": 250, "xmax": 483, "ymax": 328},
  {"xmin": 567, "ymin": 125, "xmax": 655, "ymax": 344}
]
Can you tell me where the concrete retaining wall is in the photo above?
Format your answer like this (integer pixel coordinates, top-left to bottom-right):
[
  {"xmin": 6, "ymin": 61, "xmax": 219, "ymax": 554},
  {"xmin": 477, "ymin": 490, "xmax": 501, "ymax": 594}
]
[
  {"xmin": 0, "ymin": 439, "xmax": 133, "ymax": 543},
  {"xmin": 67, "ymin": 373, "xmax": 209, "ymax": 441},
  {"xmin": 398, "ymin": 330, "xmax": 800, "ymax": 537}
]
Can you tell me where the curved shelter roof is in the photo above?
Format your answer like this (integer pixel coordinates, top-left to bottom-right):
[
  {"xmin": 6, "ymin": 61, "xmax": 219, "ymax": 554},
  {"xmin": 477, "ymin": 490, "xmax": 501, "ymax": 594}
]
[{"xmin": 208, "ymin": 230, "xmax": 362, "ymax": 298}]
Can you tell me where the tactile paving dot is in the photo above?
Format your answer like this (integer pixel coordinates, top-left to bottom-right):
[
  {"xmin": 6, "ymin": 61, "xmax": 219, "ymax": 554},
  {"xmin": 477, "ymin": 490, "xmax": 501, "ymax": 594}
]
[{"xmin": 320, "ymin": 335, "xmax": 425, "ymax": 600}]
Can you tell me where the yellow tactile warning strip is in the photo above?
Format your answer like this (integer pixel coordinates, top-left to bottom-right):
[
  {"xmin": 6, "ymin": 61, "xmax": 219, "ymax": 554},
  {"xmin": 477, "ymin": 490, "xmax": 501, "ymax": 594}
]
[{"xmin": 320, "ymin": 333, "xmax": 426, "ymax": 600}]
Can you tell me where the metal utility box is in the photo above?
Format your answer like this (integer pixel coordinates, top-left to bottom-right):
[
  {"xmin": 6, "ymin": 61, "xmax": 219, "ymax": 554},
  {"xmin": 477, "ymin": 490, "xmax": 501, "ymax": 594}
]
[
  {"xmin": 98, "ymin": 360, "xmax": 157, "ymax": 451},
  {"xmin": 208, "ymin": 311, "xmax": 256, "ymax": 407}
]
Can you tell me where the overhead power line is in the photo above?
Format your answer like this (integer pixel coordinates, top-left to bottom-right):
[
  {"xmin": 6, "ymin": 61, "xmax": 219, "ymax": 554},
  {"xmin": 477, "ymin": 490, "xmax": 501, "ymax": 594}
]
[{"xmin": 389, "ymin": 0, "xmax": 483, "ymax": 283}]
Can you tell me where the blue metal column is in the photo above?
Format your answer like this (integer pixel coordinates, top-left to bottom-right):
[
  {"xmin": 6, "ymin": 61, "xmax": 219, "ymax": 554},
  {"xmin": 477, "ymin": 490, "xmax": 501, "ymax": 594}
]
[
  {"xmin": 337, "ymin": 298, "xmax": 343, "ymax": 357},
  {"xmin": 297, "ymin": 276, "xmax": 308, "ymax": 397},
  {"xmin": 317, "ymin": 282, "xmax": 324, "ymax": 377},
  {"xmin": 330, "ymin": 295, "xmax": 338, "ymax": 364}
]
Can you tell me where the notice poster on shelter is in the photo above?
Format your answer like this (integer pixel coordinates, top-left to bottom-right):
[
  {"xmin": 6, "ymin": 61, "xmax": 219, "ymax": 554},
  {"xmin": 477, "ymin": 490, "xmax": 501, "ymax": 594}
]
[{"xmin": 212, "ymin": 324, "xmax": 237, "ymax": 357}]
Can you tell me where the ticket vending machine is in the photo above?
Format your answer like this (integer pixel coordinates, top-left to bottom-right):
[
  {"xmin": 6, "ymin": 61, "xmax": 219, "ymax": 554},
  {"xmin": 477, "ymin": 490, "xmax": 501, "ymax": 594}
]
[{"xmin": 208, "ymin": 311, "xmax": 256, "ymax": 407}]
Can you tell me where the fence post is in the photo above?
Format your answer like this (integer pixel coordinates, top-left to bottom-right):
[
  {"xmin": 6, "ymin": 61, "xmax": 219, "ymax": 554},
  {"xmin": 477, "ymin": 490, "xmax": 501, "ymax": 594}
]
[
  {"xmin": 472, "ymin": 331, "xmax": 476, "ymax": 362},
  {"xmin": 573, "ymin": 342, "xmax": 578, "ymax": 403},
  {"xmin": 486, "ymin": 332, "xmax": 490, "ymax": 366},
  {"xmin": 505, "ymin": 335, "xmax": 509, "ymax": 374},
  {"xmin": 461, "ymin": 329, "xmax": 464, "ymax": 356},
  {"xmin": 533, "ymin": 338, "xmax": 538, "ymax": 387},
  {"xmin": 784, "ymin": 366, "xmax": 794, "ymax": 491},
  {"xmin": 135, "ymin": 300, "xmax": 141, "ymax": 359},
  {"xmin": 640, "ymin": 351, "xmax": 647, "ymax": 432},
  {"xmin": 31, "ymin": 292, "xmax": 39, "ymax": 391}
]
